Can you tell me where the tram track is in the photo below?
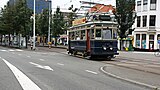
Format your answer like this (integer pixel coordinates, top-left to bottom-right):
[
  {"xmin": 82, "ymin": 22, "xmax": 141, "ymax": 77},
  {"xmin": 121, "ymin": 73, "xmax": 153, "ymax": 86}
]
[{"xmin": 100, "ymin": 56, "xmax": 160, "ymax": 75}]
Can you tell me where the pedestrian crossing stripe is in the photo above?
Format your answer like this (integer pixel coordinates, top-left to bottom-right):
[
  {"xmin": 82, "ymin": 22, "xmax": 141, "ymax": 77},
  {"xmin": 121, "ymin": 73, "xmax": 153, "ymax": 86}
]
[{"xmin": 0, "ymin": 49, "xmax": 23, "ymax": 52}]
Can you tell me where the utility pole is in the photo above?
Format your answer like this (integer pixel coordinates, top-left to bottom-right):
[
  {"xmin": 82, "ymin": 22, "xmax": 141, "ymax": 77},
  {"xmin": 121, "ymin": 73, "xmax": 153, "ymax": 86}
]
[
  {"xmin": 33, "ymin": 0, "xmax": 36, "ymax": 50},
  {"xmin": 46, "ymin": 0, "xmax": 52, "ymax": 43}
]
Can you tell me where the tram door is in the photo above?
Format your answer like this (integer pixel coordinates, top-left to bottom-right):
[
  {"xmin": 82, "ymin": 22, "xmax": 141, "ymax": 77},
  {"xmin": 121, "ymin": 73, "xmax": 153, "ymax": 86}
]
[{"xmin": 86, "ymin": 29, "xmax": 91, "ymax": 53}]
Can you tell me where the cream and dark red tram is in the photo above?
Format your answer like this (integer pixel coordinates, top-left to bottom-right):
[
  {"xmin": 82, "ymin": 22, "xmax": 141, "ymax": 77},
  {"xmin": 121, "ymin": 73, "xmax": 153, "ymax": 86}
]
[{"xmin": 68, "ymin": 21, "xmax": 119, "ymax": 59}]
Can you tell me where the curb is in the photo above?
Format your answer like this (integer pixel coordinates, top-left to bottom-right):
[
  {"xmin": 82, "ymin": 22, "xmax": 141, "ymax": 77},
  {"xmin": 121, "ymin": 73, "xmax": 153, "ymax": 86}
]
[
  {"xmin": 100, "ymin": 66, "xmax": 160, "ymax": 90},
  {"xmin": 104, "ymin": 62, "xmax": 160, "ymax": 75}
]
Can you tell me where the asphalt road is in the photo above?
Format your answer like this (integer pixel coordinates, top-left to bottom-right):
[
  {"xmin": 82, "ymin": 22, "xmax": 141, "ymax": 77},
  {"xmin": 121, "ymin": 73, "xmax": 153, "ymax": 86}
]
[{"xmin": 0, "ymin": 46, "xmax": 150, "ymax": 90}]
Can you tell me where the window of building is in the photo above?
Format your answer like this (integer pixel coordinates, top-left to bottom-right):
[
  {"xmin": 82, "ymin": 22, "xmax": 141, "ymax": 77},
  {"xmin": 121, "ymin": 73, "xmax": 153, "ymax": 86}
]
[
  {"xmin": 137, "ymin": 1, "xmax": 141, "ymax": 12},
  {"xmin": 136, "ymin": 34, "xmax": 140, "ymax": 40},
  {"xmin": 136, "ymin": 34, "xmax": 140, "ymax": 47},
  {"xmin": 149, "ymin": 35, "xmax": 154, "ymax": 40},
  {"xmin": 151, "ymin": 0, "xmax": 157, "ymax": 4},
  {"xmin": 142, "ymin": 34, "xmax": 146, "ymax": 49},
  {"xmin": 157, "ymin": 34, "xmax": 160, "ymax": 49},
  {"xmin": 150, "ymin": 0, "xmax": 156, "ymax": 10},
  {"xmin": 142, "ymin": 34, "xmax": 146, "ymax": 40},
  {"xmin": 143, "ymin": 0, "xmax": 148, "ymax": 11},
  {"xmin": 143, "ymin": 0, "xmax": 148, "ymax": 5},
  {"xmin": 149, "ymin": 15, "xmax": 156, "ymax": 26},
  {"xmin": 143, "ymin": 16, "xmax": 147, "ymax": 27},
  {"xmin": 137, "ymin": 16, "xmax": 141, "ymax": 27},
  {"xmin": 157, "ymin": 34, "xmax": 160, "ymax": 40}
]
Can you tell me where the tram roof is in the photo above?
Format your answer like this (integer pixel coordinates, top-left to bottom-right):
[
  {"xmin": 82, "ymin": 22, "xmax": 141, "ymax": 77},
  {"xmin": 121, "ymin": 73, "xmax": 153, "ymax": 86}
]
[{"xmin": 69, "ymin": 21, "xmax": 117, "ymax": 29}]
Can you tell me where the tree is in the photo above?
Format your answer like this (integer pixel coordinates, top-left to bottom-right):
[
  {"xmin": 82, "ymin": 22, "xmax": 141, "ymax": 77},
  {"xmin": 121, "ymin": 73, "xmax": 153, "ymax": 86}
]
[
  {"xmin": 0, "ymin": 3, "xmax": 16, "ymax": 46},
  {"xmin": 38, "ymin": 9, "xmax": 49, "ymax": 45},
  {"xmin": 51, "ymin": 7, "xmax": 65, "ymax": 46},
  {"xmin": 114, "ymin": 0, "xmax": 136, "ymax": 38},
  {"xmin": 114, "ymin": 0, "xmax": 136, "ymax": 49},
  {"xmin": 0, "ymin": 0, "xmax": 32, "ymax": 47}
]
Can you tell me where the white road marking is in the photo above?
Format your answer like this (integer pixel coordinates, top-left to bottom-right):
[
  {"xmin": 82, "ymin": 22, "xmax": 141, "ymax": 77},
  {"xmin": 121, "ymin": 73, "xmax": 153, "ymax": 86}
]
[
  {"xmin": 16, "ymin": 49, "xmax": 23, "ymax": 51},
  {"xmin": 1, "ymin": 50, "xmax": 7, "ymax": 51},
  {"xmin": 27, "ymin": 56, "xmax": 31, "ymax": 58},
  {"xmin": 85, "ymin": 70, "xmax": 98, "ymax": 75},
  {"xmin": 132, "ymin": 52, "xmax": 154, "ymax": 54},
  {"xmin": 29, "ymin": 62, "xmax": 53, "ymax": 71},
  {"xmin": 9, "ymin": 49, "xmax": 15, "ymax": 51},
  {"xmin": 42, "ymin": 53, "xmax": 47, "ymax": 55},
  {"xmin": 57, "ymin": 63, "xmax": 64, "ymax": 66},
  {"xmin": 39, "ymin": 59, "xmax": 45, "ymax": 61},
  {"xmin": 18, "ymin": 54, "xmax": 22, "ymax": 56},
  {"xmin": 100, "ymin": 66, "xmax": 159, "ymax": 90},
  {"xmin": 1, "ymin": 58, "xmax": 41, "ymax": 90}
]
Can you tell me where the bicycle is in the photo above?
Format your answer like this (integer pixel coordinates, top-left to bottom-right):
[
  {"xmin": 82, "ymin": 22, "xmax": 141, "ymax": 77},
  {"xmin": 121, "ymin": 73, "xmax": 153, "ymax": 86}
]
[{"xmin": 154, "ymin": 50, "xmax": 160, "ymax": 57}]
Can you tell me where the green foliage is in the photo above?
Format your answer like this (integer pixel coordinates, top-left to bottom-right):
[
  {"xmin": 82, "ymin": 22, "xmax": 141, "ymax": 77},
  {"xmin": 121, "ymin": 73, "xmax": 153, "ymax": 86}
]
[
  {"xmin": 0, "ymin": 0, "xmax": 32, "ymax": 35},
  {"xmin": 52, "ymin": 7, "xmax": 65, "ymax": 37},
  {"xmin": 38, "ymin": 9, "xmax": 49, "ymax": 36},
  {"xmin": 114, "ymin": 0, "xmax": 136, "ymax": 38},
  {"xmin": 67, "ymin": 12, "xmax": 75, "ymax": 27}
]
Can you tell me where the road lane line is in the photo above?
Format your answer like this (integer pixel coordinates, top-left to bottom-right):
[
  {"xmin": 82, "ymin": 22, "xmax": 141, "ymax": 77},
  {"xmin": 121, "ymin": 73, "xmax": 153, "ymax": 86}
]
[
  {"xmin": 9, "ymin": 49, "xmax": 14, "ymax": 51},
  {"xmin": 18, "ymin": 54, "xmax": 22, "ymax": 56},
  {"xmin": 85, "ymin": 70, "xmax": 98, "ymax": 75},
  {"xmin": 16, "ymin": 49, "xmax": 23, "ymax": 51},
  {"xmin": 57, "ymin": 63, "xmax": 64, "ymax": 66},
  {"xmin": 39, "ymin": 59, "xmax": 45, "ymax": 61},
  {"xmin": 1, "ymin": 50, "xmax": 7, "ymax": 51},
  {"xmin": 1, "ymin": 58, "xmax": 41, "ymax": 90},
  {"xmin": 27, "ymin": 56, "xmax": 31, "ymax": 58}
]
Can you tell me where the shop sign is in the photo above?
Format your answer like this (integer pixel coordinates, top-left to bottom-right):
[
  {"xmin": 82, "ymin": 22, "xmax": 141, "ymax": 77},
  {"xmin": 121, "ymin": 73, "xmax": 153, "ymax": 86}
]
[{"xmin": 72, "ymin": 17, "xmax": 86, "ymax": 26}]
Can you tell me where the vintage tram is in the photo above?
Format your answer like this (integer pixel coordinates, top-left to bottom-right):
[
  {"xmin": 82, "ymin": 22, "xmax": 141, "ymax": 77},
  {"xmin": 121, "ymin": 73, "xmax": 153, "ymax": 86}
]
[{"xmin": 67, "ymin": 16, "xmax": 119, "ymax": 60}]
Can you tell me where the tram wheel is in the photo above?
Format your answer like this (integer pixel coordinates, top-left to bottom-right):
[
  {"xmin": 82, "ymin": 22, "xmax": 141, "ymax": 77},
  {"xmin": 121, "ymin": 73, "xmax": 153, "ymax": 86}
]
[
  {"xmin": 82, "ymin": 52, "xmax": 87, "ymax": 58},
  {"xmin": 73, "ymin": 51, "xmax": 77, "ymax": 56},
  {"xmin": 106, "ymin": 56, "xmax": 112, "ymax": 61}
]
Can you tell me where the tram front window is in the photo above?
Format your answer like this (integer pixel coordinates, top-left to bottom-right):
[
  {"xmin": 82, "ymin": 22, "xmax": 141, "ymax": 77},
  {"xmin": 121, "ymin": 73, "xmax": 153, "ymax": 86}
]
[
  {"xmin": 102, "ymin": 29, "xmax": 112, "ymax": 39},
  {"xmin": 95, "ymin": 29, "xmax": 101, "ymax": 39}
]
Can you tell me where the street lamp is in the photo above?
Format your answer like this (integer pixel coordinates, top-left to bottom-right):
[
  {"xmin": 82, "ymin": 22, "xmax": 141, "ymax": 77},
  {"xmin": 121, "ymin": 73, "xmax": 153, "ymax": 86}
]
[{"xmin": 45, "ymin": 0, "xmax": 52, "ymax": 43}]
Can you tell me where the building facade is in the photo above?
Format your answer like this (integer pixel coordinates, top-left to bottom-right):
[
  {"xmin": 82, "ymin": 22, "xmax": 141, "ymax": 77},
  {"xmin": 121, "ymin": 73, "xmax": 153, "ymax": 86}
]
[
  {"xmin": 133, "ymin": 0, "xmax": 160, "ymax": 50},
  {"xmin": 9, "ymin": 0, "xmax": 51, "ymax": 14}
]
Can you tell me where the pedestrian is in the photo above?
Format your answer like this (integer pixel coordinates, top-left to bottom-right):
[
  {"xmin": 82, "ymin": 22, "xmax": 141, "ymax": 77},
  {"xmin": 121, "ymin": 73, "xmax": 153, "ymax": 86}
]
[{"xmin": 31, "ymin": 42, "xmax": 33, "ymax": 50}]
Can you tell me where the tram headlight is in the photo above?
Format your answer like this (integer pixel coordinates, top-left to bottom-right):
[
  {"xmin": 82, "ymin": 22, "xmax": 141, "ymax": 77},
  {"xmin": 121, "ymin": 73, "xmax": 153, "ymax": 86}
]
[
  {"xmin": 110, "ymin": 47, "xmax": 113, "ymax": 50},
  {"xmin": 103, "ymin": 46, "xmax": 107, "ymax": 50}
]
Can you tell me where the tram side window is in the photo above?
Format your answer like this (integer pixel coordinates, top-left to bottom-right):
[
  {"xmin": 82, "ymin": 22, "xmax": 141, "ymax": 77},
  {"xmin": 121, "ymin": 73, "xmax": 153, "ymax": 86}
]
[
  {"xmin": 113, "ymin": 30, "xmax": 117, "ymax": 39},
  {"xmin": 70, "ymin": 32, "xmax": 75, "ymax": 40},
  {"xmin": 75, "ymin": 31, "xmax": 80, "ymax": 40},
  {"xmin": 95, "ymin": 29, "xmax": 101, "ymax": 39},
  {"xmin": 91, "ymin": 29, "xmax": 94, "ymax": 39},
  {"xmin": 81, "ymin": 30, "xmax": 86, "ymax": 40},
  {"xmin": 102, "ymin": 29, "xmax": 112, "ymax": 39}
]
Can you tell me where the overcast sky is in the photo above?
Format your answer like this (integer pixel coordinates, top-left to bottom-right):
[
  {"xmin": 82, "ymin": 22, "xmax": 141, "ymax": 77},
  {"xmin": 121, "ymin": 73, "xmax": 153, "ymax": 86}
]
[{"xmin": 0, "ymin": 0, "xmax": 115, "ymax": 10}]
